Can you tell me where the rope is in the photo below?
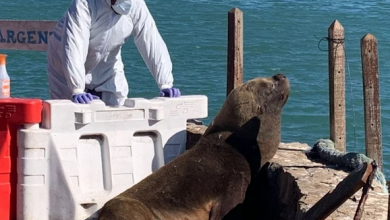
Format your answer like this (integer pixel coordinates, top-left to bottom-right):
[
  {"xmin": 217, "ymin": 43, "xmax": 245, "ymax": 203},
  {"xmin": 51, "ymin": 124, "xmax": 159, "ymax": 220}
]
[{"xmin": 316, "ymin": 35, "xmax": 345, "ymax": 51}]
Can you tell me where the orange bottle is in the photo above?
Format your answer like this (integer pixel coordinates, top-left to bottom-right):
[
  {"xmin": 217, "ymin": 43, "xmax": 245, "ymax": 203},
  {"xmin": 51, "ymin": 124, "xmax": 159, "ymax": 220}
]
[{"xmin": 0, "ymin": 54, "xmax": 10, "ymax": 98}]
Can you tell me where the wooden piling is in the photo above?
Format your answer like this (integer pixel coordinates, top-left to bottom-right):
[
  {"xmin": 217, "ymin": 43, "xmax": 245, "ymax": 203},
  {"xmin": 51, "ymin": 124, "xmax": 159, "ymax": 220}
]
[
  {"xmin": 361, "ymin": 33, "xmax": 383, "ymax": 171},
  {"xmin": 227, "ymin": 8, "xmax": 243, "ymax": 97},
  {"xmin": 328, "ymin": 20, "xmax": 346, "ymax": 152}
]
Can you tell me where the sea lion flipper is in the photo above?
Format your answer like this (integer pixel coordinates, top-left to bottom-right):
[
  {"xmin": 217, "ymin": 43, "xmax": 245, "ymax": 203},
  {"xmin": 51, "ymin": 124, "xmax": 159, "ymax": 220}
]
[{"xmin": 210, "ymin": 173, "xmax": 250, "ymax": 220}]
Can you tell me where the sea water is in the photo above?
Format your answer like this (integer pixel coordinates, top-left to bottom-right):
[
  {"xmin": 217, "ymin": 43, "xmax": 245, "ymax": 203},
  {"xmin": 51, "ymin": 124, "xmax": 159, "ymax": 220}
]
[{"xmin": 1, "ymin": 0, "xmax": 390, "ymax": 177}]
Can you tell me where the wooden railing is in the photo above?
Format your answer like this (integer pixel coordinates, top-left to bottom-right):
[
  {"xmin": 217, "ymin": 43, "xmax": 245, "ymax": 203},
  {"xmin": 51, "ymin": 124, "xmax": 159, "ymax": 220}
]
[{"xmin": 225, "ymin": 13, "xmax": 383, "ymax": 172}]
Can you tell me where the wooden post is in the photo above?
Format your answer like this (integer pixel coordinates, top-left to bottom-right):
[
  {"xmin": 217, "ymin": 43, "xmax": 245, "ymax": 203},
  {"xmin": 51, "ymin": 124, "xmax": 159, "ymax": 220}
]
[
  {"xmin": 387, "ymin": 181, "xmax": 390, "ymax": 219},
  {"xmin": 361, "ymin": 33, "xmax": 383, "ymax": 171},
  {"xmin": 387, "ymin": 181, "xmax": 390, "ymax": 220},
  {"xmin": 328, "ymin": 20, "xmax": 346, "ymax": 152},
  {"xmin": 227, "ymin": 8, "xmax": 243, "ymax": 97}
]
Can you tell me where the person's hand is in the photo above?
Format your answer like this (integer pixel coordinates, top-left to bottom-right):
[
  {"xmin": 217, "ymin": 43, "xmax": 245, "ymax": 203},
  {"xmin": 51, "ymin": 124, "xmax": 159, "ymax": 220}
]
[
  {"xmin": 159, "ymin": 88, "xmax": 181, "ymax": 98},
  {"xmin": 72, "ymin": 93, "xmax": 100, "ymax": 104}
]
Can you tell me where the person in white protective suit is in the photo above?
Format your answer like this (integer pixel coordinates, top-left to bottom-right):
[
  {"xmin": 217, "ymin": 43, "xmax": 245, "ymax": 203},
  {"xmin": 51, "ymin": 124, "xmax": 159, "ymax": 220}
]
[{"xmin": 47, "ymin": 0, "xmax": 181, "ymax": 106}]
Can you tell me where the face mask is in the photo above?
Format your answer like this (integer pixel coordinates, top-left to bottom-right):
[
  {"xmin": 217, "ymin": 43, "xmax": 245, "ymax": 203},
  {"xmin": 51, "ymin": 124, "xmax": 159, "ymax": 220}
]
[{"xmin": 111, "ymin": 0, "xmax": 132, "ymax": 15}]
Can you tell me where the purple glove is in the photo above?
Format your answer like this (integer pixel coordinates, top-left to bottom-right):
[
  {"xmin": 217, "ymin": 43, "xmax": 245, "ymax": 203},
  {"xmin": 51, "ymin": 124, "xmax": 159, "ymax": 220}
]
[
  {"xmin": 72, "ymin": 93, "xmax": 100, "ymax": 104},
  {"xmin": 159, "ymin": 88, "xmax": 181, "ymax": 98}
]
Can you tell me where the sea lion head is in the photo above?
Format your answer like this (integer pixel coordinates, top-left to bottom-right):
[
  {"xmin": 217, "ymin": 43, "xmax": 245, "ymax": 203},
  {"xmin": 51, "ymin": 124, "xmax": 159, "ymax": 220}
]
[{"xmin": 204, "ymin": 73, "xmax": 290, "ymax": 167}]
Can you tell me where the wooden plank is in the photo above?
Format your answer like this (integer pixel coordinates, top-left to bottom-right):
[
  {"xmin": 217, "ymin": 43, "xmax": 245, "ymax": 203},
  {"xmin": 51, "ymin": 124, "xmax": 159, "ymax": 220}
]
[
  {"xmin": 226, "ymin": 8, "xmax": 243, "ymax": 97},
  {"xmin": 353, "ymin": 162, "xmax": 377, "ymax": 220},
  {"xmin": 328, "ymin": 20, "xmax": 346, "ymax": 152},
  {"xmin": 360, "ymin": 33, "xmax": 383, "ymax": 171},
  {"xmin": 387, "ymin": 181, "xmax": 390, "ymax": 220},
  {"xmin": 301, "ymin": 163, "xmax": 373, "ymax": 220},
  {"xmin": 0, "ymin": 20, "xmax": 57, "ymax": 51}
]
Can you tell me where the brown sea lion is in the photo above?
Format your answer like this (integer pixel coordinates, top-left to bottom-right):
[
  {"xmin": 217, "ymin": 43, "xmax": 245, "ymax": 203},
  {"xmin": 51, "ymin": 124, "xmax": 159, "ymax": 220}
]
[{"xmin": 98, "ymin": 73, "xmax": 290, "ymax": 220}]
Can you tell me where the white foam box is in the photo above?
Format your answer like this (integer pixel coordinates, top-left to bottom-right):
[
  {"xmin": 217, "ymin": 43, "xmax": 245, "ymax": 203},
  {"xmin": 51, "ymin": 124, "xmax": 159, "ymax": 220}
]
[{"xmin": 16, "ymin": 95, "xmax": 207, "ymax": 220}]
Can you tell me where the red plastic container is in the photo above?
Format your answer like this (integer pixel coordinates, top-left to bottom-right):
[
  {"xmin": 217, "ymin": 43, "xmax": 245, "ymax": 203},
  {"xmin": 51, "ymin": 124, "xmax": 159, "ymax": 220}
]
[{"xmin": 0, "ymin": 98, "xmax": 42, "ymax": 220}]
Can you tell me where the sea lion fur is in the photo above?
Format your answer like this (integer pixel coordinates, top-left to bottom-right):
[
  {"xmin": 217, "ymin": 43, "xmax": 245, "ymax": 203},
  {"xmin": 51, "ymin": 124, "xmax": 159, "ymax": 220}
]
[
  {"xmin": 98, "ymin": 73, "xmax": 290, "ymax": 220},
  {"xmin": 204, "ymin": 73, "xmax": 289, "ymax": 168}
]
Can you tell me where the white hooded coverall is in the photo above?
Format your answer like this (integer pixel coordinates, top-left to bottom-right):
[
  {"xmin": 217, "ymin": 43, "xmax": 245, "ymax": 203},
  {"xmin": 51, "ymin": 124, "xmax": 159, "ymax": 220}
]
[{"xmin": 47, "ymin": 0, "xmax": 174, "ymax": 106}]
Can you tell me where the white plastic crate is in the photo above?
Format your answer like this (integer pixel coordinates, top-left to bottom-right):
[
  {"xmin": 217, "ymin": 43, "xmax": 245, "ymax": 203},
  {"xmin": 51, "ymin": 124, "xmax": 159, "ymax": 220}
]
[{"xmin": 17, "ymin": 95, "xmax": 207, "ymax": 220}]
